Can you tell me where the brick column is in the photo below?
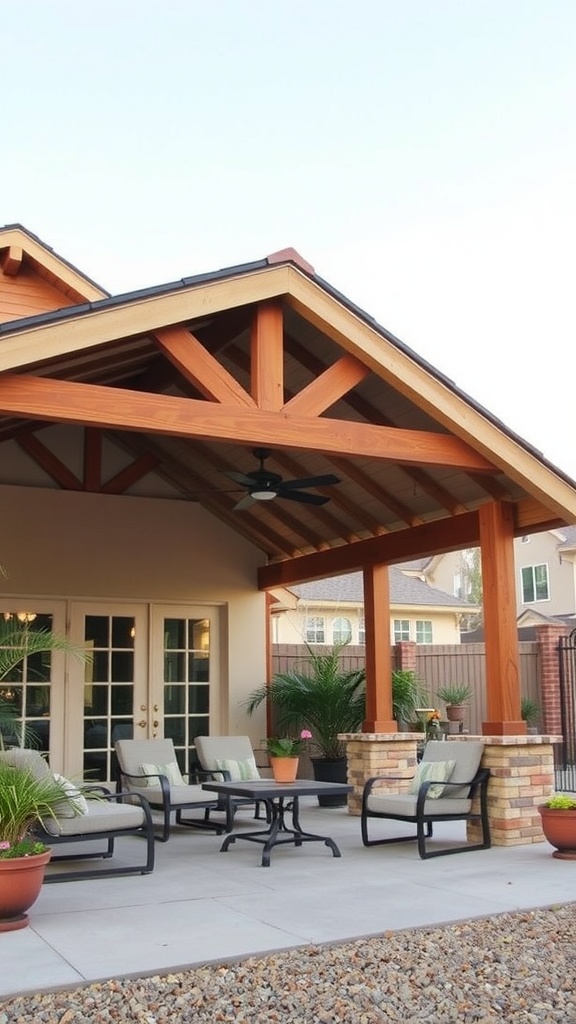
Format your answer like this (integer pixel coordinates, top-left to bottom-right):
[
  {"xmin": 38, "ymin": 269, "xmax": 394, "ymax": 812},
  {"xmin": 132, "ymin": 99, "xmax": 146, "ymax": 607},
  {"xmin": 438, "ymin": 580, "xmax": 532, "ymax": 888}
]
[
  {"xmin": 534, "ymin": 623, "xmax": 569, "ymax": 736},
  {"xmin": 394, "ymin": 641, "xmax": 417, "ymax": 672},
  {"xmin": 341, "ymin": 732, "xmax": 419, "ymax": 815},
  {"xmin": 341, "ymin": 732, "xmax": 560, "ymax": 845}
]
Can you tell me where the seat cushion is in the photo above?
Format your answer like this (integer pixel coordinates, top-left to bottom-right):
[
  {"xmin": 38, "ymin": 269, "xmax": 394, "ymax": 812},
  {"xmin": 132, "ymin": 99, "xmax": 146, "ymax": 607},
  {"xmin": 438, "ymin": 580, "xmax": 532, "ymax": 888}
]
[
  {"xmin": 367, "ymin": 792, "xmax": 472, "ymax": 817},
  {"xmin": 407, "ymin": 759, "xmax": 455, "ymax": 799},
  {"xmin": 130, "ymin": 783, "xmax": 216, "ymax": 808},
  {"xmin": 0, "ymin": 748, "xmax": 52, "ymax": 779},
  {"xmin": 214, "ymin": 756, "xmax": 260, "ymax": 781},
  {"xmin": 423, "ymin": 740, "xmax": 485, "ymax": 798},
  {"xmin": 42, "ymin": 799, "xmax": 146, "ymax": 836}
]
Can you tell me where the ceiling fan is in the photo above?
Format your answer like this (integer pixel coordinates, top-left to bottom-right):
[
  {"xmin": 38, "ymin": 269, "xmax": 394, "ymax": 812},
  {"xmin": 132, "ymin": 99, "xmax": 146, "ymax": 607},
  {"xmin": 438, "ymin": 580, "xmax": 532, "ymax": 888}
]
[{"xmin": 223, "ymin": 448, "xmax": 341, "ymax": 510}]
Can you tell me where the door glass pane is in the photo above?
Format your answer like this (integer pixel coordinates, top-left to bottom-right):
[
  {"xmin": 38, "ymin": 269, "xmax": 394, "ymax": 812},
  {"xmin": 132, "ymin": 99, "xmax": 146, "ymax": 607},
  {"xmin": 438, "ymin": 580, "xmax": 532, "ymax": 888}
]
[
  {"xmin": 83, "ymin": 614, "xmax": 135, "ymax": 781},
  {"xmin": 163, "ymin": 617, "xmax": 210, "ymax": 771},
  {"xmin": 0, "ymin": 612, "xmax": 53, "ymax": 753}
]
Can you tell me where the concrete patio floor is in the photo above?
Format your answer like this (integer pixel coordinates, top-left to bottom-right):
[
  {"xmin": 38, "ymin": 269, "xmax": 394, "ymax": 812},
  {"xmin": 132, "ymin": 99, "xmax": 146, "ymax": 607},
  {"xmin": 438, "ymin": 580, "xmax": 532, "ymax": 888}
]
[{"xmin": 2, "ymin": 798, "xmax": 575, "ymax": 1000}]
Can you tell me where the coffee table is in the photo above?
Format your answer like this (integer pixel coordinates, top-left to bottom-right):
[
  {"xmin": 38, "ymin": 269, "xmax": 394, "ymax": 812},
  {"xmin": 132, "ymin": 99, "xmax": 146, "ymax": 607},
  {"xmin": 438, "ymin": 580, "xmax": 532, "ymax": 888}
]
[{"xmin": 201, "ymin": 778, "xmax": 352, "ymax": 866}]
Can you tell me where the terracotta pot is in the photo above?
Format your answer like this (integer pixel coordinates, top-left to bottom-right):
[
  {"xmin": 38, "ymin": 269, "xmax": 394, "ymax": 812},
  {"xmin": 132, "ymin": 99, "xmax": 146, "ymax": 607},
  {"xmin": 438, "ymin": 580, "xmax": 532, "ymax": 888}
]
[
  {"xmin": 445, "ymin": 704, "xmax": 466, "ymax": 723},
  {"xmin": 538, "ymin": 806, "xmax": 576, "ymax": 860},
  {"xmin": 0, "ymin": 848, "xmax": 52, "ymax": 932},
  {"xmin": 270, "ymin": 756, "xmax": 299, "ymax": 783}
]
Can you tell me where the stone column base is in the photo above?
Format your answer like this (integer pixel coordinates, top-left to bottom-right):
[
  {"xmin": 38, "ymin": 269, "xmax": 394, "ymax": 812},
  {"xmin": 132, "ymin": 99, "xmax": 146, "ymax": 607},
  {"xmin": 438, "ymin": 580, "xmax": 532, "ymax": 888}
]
[{"xmin": 340, "ymin": 732, "xmax": 560, "ymax": 847}]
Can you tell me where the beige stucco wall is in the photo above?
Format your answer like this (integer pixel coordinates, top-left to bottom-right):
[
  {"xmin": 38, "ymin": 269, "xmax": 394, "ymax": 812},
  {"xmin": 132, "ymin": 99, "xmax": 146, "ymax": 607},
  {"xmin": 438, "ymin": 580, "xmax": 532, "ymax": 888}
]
[
  {"xmin": 0, "ymin": 484, "xmax": 269, "ymax": 746},
  {"xmin": 273, "ymin": 602, "xmax": 462, "ymax": 645}
]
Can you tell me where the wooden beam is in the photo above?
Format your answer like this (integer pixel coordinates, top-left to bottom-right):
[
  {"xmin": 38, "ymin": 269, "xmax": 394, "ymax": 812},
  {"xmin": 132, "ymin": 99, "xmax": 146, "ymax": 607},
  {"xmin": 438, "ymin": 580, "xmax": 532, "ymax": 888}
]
[
  {"xmin": 101, "ymin": 452, "xmax": 160, "ymax": 494},
  {"xmin": 16, "ymin": 434, "xmax": 83, "ymax": 490},
  {"xmin": 154, "ymin": 326, "xmax": 256, "ymax": 407},
  {"xmin": 251, "ymin": 301, "xmax": 284, "ymax": 411},
  {"xmin": 83, "ymin": 428, "xmax": 102, "ymax": 491},
  {"xmin": 479, "ymin": 501, "xmax": 525, "ymax": 735},
  {"xmin": 363, "ymin": 564, "xmax": 396, "ymax": 732},
  {"xmin": 1, "ymin": 246, "xmax": 23, "ymax": 276},
  {"xmin": 0, "ymin": 375, "xmax": 496, "ymax": 471},
  {"xmin": 259, "ymin": 510, "xmax": 481, "ymax": 588},
  {"xmin": 283, "ymin": 354, "xmax": 369, "ymax": 417}
]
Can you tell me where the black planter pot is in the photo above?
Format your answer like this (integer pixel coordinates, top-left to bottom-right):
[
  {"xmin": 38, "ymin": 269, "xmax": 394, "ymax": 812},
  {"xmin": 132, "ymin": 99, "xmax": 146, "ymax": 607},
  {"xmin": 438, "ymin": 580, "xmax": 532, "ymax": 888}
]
[{"xmin": 311, "ymin": 757, "xmax": 348, "ymax": 807}]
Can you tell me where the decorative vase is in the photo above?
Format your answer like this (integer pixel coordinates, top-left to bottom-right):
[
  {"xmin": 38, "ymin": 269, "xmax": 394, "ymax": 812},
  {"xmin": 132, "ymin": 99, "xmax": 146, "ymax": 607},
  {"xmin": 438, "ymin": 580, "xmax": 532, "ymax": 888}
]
[
  {"xmin": 538, "ymin": 806, "xmax": 576, "ymax": 860},
  {"xmin": 270, "ymin": 756, "xmax": 299, "ymax": 783},
  {"xmin": 311, "ymin": 757, "xmax": 348, "ymax": 807},
  {"xmin": 0, "ymin": 849, "xmax": 52, "ymax": 932}
]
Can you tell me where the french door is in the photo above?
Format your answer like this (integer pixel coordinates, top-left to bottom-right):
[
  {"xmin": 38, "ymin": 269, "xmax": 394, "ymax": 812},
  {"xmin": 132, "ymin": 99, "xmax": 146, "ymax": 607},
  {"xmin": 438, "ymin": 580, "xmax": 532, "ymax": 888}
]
[{"xmin": 68, "ymin": 602, "xmax": 220, "ymax": 781}]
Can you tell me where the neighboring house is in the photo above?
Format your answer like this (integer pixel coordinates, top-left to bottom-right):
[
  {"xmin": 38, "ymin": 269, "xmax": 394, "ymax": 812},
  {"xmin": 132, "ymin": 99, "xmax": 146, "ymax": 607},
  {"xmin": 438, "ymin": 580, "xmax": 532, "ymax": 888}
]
[
  {"xmin": 272, "ymin": 568, "xmax": 478, "ymax": 646},
  {"xmin": 417, "ymin": 526, "xmax": 576, "ymax": 628},
  {"xmin": 1, "ymin": 224, "xmax": 575, "ymax": 779}
]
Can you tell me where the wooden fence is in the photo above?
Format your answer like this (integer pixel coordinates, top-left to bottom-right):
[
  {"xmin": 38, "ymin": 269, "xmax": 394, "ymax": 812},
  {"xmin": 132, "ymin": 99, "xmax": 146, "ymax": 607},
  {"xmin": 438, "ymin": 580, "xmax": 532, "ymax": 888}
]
[{"xmin": 272, "ymin": 641, "xmax": 540, "ymax": 736}]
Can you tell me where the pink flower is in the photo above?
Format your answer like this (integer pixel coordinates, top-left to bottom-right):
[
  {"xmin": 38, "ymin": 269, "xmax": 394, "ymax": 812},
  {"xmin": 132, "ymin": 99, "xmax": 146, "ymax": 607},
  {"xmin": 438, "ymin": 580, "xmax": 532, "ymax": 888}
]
[
  {"xmin": 300, "ymin": 729, "xmax": 312, "ymax": 740},
  {"xmin": 0, "ymin": 841, "xmax": 10, "ymax": 851}
]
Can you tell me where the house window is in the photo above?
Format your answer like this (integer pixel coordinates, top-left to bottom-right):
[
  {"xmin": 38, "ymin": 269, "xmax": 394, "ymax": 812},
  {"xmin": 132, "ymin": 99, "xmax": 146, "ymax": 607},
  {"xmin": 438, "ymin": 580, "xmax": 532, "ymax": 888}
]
[
  {"xmin": 416, "ymin": 620, "xmax": 433, "ymax": 644},
  {"xmin": 522, "ymin": 564, "xmax": 549, "ymax": 603},
  {"xmin": 332, "ymin": 617, "xmax": 352, "ymax": 645},
  {"xmin": 305, "ymin": 616, "xmax": 325, "ymax": 644},
  {"xmin": 394, "ymin": 619, "xmax": 410, "ymax": 642},
  {"xmin": 453, "ymin": 573, "xmax": 462, "ymax": 599},
  {"xmin": 358, "ymin": 616, "xmax": 366, "ymax": 645}
]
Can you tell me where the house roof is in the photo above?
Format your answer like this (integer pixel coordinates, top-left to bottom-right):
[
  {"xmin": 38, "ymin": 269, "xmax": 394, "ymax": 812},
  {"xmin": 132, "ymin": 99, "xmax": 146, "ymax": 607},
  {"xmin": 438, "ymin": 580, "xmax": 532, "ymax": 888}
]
[
  {"xmin": 1, "ymin": 224, "xmax": 576, "ymax": 580},
  {"xmin": 291, "ymin": 569, "xmax": 476, "ymax": 610}
]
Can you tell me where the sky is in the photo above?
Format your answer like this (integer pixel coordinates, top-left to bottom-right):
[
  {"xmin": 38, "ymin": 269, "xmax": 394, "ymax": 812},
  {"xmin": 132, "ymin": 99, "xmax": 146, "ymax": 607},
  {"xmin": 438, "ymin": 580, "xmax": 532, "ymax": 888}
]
[{"xmin": 3, "ymin": 1, "xmax": 575, "ymax": 479}]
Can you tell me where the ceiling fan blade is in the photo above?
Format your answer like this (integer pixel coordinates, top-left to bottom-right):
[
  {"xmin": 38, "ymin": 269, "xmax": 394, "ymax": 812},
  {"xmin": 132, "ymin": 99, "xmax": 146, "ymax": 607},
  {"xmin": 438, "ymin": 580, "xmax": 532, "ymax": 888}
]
[
  {"xmin": 279, "ymin": 474, "xmax": 341, "ymax": 490},
  {"xmin": 223, "ymin": 470, "xmax": 258, "ymax": 486},
  {"xmin": 277, "ymin": 489, "xmax": 330, "ymax": 505},
  {"xmin": 232, "ymin": 493, "xmax": 256, "ymax": 511}
]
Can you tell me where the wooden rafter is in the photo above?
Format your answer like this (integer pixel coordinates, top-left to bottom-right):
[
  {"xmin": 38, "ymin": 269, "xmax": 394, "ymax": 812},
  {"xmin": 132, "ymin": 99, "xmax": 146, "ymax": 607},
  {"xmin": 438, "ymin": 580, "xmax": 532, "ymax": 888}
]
[
  {"xmin": 0, "ymin": 375, "xmax": 496, "ymax": 471},
  {"xmin": 16, "ymin": 433, "xmax": 83, "ymax": 490},
  {"xmin": 283, "ymin": 354, "xmax": 369, "ymax": 417},
  {"xmin": 1, "ymin": 246, "xmax": 23, "ymax": 276}
]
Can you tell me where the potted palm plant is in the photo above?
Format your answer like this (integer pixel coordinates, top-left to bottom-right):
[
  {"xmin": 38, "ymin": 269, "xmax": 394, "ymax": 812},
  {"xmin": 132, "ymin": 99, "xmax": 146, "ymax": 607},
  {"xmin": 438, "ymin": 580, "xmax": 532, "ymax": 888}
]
[
  {"xmin": 0, "ymin": 619, "xmax": 91, "ymax": 930},
  {"xmin": 246, "ymin": 644, "xmax": 366, "ymax": 806},
  {"xmin": 0, "ymin": 758, "xmax": 78, "ymax": 931}
]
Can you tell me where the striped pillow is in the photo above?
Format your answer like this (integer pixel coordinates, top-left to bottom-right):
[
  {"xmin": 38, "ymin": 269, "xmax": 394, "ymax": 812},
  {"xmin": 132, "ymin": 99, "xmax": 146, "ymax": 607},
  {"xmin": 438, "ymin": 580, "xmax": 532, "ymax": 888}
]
[{"xmin": 214, "ymin": 756, "xmax": 261, "ymax": 781}]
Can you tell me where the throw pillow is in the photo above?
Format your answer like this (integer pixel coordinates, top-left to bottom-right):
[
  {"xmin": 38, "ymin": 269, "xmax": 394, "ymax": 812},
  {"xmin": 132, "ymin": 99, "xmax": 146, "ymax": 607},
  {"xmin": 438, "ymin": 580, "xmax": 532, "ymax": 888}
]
[
  {"xmin": 139, "ymin": 760, "xmax": 186, "ymax": 787},
  {"xmin": 407, "ymin": 759, "xmax": 456, "ymax": 799},
  {"xmin": 53, "ymin": 773, "xmax": 89, "ymax": 816},
  {"xmin": 213, "ymin": 756, "xmax": 261, "ymax": 781}
]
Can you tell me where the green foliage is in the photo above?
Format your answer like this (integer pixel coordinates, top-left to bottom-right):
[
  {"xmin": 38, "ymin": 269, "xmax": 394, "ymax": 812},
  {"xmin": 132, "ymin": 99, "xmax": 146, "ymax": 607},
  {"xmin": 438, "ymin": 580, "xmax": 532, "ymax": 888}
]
[
  {"xmin": 246, "ymin": 644, "xmax": 366, "ymax": 760},
  {"xmin": 436, "ymin": 683, "xmax": 473, "ymax": 706},
  {"xmin": 391, "ymin": 670, "xmax": 429, "ymax": 725},
  {"xmin": 521, "ymin": 697, "xmax": 540, "ymax": 726},
  {"xmin": 544, "ymin": 794, "xmax": 576, "ymax": 810},
  {"xmin": 0, "ymin": 622, "xmax": 91, "ymax": 750},
  {"xmin": 0, "ymin": 839, "xmax": 47, "ymax": 859},
  {"xmin": 266, "ymin": 737, "xmax": 305, "ymax": 757},
  {"xmin": 0, "ymin": 760, "xmax": 76, "ymax": 855}
]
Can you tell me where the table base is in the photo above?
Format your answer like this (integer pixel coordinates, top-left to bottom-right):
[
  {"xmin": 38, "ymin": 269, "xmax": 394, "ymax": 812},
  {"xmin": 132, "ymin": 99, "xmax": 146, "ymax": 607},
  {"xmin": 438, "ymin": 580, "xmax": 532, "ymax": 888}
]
[{"xmin": 220, "ymin": 796, "xmax": 342, "ymax": 867}]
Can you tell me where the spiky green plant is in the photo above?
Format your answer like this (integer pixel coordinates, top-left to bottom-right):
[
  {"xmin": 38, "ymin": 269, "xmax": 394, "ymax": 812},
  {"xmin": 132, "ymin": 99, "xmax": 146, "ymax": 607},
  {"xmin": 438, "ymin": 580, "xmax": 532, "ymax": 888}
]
[
  {"xmin": 0, "ymin": 760, "xmax": 75, "ymax": 856},
  {"xmin": 246, "ymin": 645, "xmax": 366, "ymax": 759},
  {"xmin": 391, "ymin": 669, "xmax": 429, "ymax": 725}
]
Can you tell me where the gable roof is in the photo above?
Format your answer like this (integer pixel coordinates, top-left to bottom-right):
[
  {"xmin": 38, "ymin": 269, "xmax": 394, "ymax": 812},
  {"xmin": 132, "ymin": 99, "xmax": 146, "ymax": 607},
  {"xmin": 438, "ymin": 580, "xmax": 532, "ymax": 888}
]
[{"xmin": 1, "ymin": 224, "xmax": 575, "ymax": 578}]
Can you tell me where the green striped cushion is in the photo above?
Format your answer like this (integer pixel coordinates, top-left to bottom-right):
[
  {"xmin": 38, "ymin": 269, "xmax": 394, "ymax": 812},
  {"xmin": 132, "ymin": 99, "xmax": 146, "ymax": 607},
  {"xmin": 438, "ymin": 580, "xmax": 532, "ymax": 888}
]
[{"xmin": 214, "ymin": 756, "xmax": 261, "ymax": 781}]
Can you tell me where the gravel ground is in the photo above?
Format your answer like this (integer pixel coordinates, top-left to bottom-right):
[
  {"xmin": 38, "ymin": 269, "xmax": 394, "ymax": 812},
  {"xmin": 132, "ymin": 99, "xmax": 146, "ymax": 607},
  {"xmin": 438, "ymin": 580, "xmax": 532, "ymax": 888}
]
[{"xmin": 1, "ymin": 904, "xmax": 575, "ymax": 1023}]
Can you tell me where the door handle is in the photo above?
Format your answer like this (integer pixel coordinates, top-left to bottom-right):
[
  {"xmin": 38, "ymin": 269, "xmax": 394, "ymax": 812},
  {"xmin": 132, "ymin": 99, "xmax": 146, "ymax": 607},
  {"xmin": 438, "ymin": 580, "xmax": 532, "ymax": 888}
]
[
  {"xmin": 137, "ymin": 719, "xmax": 147, "ymax": 728},
  {"xmin": 140, "ymin": 705, "xmax": 147, "ymax": 711},
  {"xmin": 153, "ymin": 720, "xmax": 159, "ymax": 728}
]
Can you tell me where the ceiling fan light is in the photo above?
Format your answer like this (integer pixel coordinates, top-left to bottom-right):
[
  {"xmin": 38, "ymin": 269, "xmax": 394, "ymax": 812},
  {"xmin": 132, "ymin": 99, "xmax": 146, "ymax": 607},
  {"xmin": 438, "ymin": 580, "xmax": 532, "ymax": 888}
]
[{"xmin": 251, "ymin": 489, "xmax": 277, "ymax": 501}]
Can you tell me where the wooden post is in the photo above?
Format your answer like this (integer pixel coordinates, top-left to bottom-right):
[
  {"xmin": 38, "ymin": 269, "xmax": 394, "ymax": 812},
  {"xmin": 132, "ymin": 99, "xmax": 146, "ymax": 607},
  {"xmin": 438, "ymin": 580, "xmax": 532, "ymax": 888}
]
[
  {"xmin": 479, "ymin": 500, "xmax": 525, "ymax": 735},
  {"xmin": 362, "ymin": 563, "xmax": 397, "ymax": 732}
]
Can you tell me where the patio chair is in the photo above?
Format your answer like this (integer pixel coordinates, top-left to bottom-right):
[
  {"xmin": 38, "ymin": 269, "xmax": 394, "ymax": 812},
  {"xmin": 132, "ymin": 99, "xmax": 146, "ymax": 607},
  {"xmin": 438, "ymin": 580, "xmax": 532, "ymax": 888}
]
[
  {"xmin": 194, "ymin": 735, "xmax": 269, "ymax": 825},
  {"xmin": 115, "ymin": 738, "xmax": 226, "ymax": 842},
  {"xmin": 361, "ymin": 740, "xmax": 491, "ymax": 859},
  {"xmin": 0, "ymin": 748, "xmax": 155, "ymax": 882}
]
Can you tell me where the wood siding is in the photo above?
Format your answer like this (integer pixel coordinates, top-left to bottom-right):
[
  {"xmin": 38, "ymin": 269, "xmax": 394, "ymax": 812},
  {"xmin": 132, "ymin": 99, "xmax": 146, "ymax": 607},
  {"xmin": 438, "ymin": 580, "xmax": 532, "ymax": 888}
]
[{"xmin": 0, "ymin": 264, "xmax": 76, "ymax": 322}]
